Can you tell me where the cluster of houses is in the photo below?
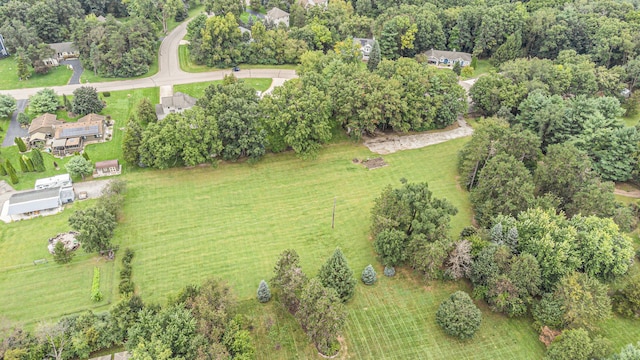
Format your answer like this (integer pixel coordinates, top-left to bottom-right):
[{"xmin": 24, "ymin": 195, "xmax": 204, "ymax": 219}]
[{"xmin": 27, "ymin": 113, "xmax": 108, "ymax": 156}]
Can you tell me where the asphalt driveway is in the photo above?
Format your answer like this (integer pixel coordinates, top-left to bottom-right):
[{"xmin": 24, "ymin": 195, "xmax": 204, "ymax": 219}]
[{"xmin": 2, "ymin": 99, "xmax": 28, "ymax": 147}]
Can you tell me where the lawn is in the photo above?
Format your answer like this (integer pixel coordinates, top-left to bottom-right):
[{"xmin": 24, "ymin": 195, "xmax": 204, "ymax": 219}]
[
  {"xmin": 179, "ymin": 45, "xmax": 299, "ymax": 73},
  {"xmin": 472, "ymin": 59, "xmax": 495, "ymax": 77},
  {"xmin": 174, "ymin": 78, "xmax": 273, "ymax": 97},
  {"xmin": 0, "ymin": 57, "xmax": 73, "ymax": 90}
]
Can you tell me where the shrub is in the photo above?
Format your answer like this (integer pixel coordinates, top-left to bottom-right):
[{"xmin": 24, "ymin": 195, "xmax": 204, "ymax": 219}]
[
  {"xmin": 545, "ymin": 328, "xmax": 593, "ymax": 360},
  {"xmin": 17, "ymin": 112, "xmax": 30, "ymax": 126},
  {"xmin": 614, "ymin": 274, "xmax": 640, "ymax": 318},
  {"xmin": 118, "ymin": 248, "xmax": 135, "ymax": 296},
  {"xmin": 533, "ymin": 293, "xmax": 565, "ymax": 330},
  {"xmin": 23, "ymin": 156, "xmax": 34, "ymax": 172},
  {"xmin": 14, "ymin": 137, "xmax": 27, "ymax": 152},
  {"xmin": 383, "ymin": 266, "xmax": 395, "ymax": 277},
  {"xmin": 5, "ymin": 160, "xmax": 18, "ymax": 184},
  {"xmin": 257, "ymin": 280, "xmax": 271, "ymax": 303},
  {"xmin": 30, "ymin": 148, "xmax": 45, "ymax": 172},
  {"xmin": 119, "ymin": 279, "xmax": 134, "ymax": 296},
  {"xmin": 102, "ymin": 91, "xmax": 111, "ymax": 97},
  {"xmin": 361, "ymin": 264, "xmax": 377, "ymax": 285},
  {"xmin": 91, "ymin": 267, "xmax": 103, "ymax": 302},
  {"xmin": 123, "ymin": 248, "xmax": 135, "ymax": 265},
  {"xmin": 436, "ymin": 291, "xmax": 482, "ymax": 340},
  {"xmin": 0, "ymin": 164, "xmax": 5, "ymax": 176},
  {"xmin": 53, "ymin": 241, "xmax": 74, "ymax": 264},
  {"xmin": 17, "ymin": 156, "xmax": 27, "ymax": 172}
]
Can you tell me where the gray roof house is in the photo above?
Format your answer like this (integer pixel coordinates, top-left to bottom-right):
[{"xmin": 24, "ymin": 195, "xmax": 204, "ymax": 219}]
[
  {"xmin": 155, "ymin": 92, "xmax": 197, "ymax": 120},
  {"xmin": 265, "ymin": 7, "xmax": 289, "ymax": 27},
  {"xmin": 0, "ymin": 33, "xmax": 8, "ymax": 58},
  {"xmin": 6, "ymin": 187, "xmax": 74, "ymax": 220},
  {"xmin": 425, "ymin": 49, "xmax": 472, "ymax": 67},
  {"xmin": 354, "ymin": 38, "xmax": 374, "ymax": 61},
  {"xmin": 48, "ymin": 42, "xmax": 79, "ymax": 61}
]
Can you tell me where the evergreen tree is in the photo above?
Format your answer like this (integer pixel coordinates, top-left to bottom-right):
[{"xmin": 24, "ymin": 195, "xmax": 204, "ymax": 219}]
[
  {"xmin": 31, "ymin": 148, "xmax": 46, "ymax": 172},
  {"xmin": 5, "ymin": 160, "xmax": 18, "ymax": 184},
  {"xmin": 506, "ymin": 227, "xmax": 519, "ymax": 252},
  {"xmin": 452, "ymin": 62, "xmax": 462, "ymax": 75},
  {"xmin": 82, "ymin": 152, "xmax": 90, "ymax": 161},
  {"xmin": 23, "ymin": 155, "xmax": 34, "ymax": 172},
  {"xmin": 318, "ymin": 248, "xmax": 357, "ymax": 302},
  {"xmin": 122, "ymin": 119, "xmax": 143, "ymax": 166},
  {"xmin": 14, "ymin": 137, "xmax": 27, "ymax": 152},
  {"xmin": 490, "ymin": 223, "xmax": 504, "ymax": 244},
  {"xmin": 0, "ymin": 163, "xmax": 6, "ymax": 176},
  {"xmin": 361, "ymin": 264, "xmax": 377, "ymax": 285},
  {"xmin": 257, "ymin": 280, "xmax": 271, "ymax": 303},
  {"xmin": 16, "ymin": 48, "xmax": 30, "ymax": 81},
  {"xmin": 63, "ymin": 94, "xmax": 71, "ymax": 110},
  {"xmin": 53, "ymin": 241, "xmax": 74, "ymax": 264},
  {"xmin": 136, "ymin": 98, "xmax": 157, "ymax": 125},
  {"xmin": 18, "ymin": 156, "xmax": 27, "ymax": 172},
  {"xmin": 367, "ymin": 40, "xmax": 381, "ymax": 72}
]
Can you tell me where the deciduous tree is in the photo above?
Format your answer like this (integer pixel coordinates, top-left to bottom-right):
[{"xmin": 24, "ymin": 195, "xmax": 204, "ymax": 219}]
[
  {"xmin": 72, "ymin": 87, "xmax": 104, "ymax": 116},
  {"xmin": 65, "ymin": 156, "xmax": 93, "ymax": 180},
  {"xmin": 69, "ymin": 205, "xmax": 116, "ymax": 253}
]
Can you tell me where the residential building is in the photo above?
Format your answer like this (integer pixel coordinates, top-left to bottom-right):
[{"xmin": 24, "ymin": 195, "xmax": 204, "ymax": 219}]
[
  {"xmin": 0, "ymin": 33, "xmax": 8, "ymax": 58},
  {"xmin": 265, "ymin": 7, "xmax": 290, "ymax": 27},
  {"xmin": 52, "ymin": 113, "xmax": 106, "ymax": 155},
  {"xmin": 155, "ymin": 92, "xmax": 197, "ymax": 121},
  {"xmin": 28, "ymin": 113, "xmax": 63, "ymax": 145},
  {"xmin": 298, "ymin": 0, "xmax": 328, "ymax": 8},
  {"xmin": 6, "ymin": 186, "xmax": 74, "ymax": 221},
  {"xmin": 354, "ymin": 38, "xmax": 375, "ymax": 61},
  {"xmin": 42, "ymin": 42, "xmax": 80, "ymax": 66},
  {"xmin": 425, "ymin": 49, "xmax": 472, "ymax": 67}
]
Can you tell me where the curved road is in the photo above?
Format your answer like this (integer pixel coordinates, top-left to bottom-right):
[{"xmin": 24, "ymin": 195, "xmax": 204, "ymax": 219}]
[{"xmin": 1, "ymin": 17, "xmax": 297, "ymax": 100}]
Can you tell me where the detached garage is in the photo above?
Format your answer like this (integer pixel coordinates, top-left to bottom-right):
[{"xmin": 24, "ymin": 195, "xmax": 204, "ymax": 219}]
[{"xmin": 6, "ymin": 187, "xmax": 71, "ymax": 221}]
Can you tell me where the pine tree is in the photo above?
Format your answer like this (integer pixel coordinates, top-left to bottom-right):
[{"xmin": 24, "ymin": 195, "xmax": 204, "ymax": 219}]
[
  {"xmin": 122, "ymin": 119, "xmax": 143, "ymax": 166},
  {"xmin": 0, "ymin": 163, "xmax": 6, "ymax": 176},
  {"xmin": 16, "ymin": 49, "xmax": 30, "ymax": 81},
  {"xmin": 53, "ymin": 241, "xmax": 74, "ymax": 264},
  {"xmin": 367, "ymin": 40, "xmax": 381, "ymax": 72},
  {"xmin": 18, "ymin": 156, "xmax": 27, "ymax": 172},
  {"xmin": 82, "ymin": 152, "xmax": 90, "ymax": 161},
  {"xmin": 490, "ymin": 223, "xmax": 504, "ymax": 244},
  {"xmin": 23, "ymin": 155, "xmax": 34, "ymax": 172},
  {"xmin": 63, "ymin": 94, "xmax": 71, "ymax": 111},
  {"xmin": 257, "ymin": 280, "xmax": 271, "ymax": 303},
  {"xmin": 14, "ymin": 137, "xmax": 26, "ymax": 152},
  {"xmin": 318, "ymin": 248, "xmax": 356, "ymax": 302},
  {"xmin": 5, "ymin": 160, "xmax": 18, "ymax": 184},
  {"xmin": 31, "ymin": 148, "xmax": 46, "ymax": 171},
  {"xmin": 506, "ymin": 227, "xmax": 519, "ymax": 252},
  {"xmin": 452, "ymin": 62, "xmax": 462, "ymax": 76},
  {"xmin": 361, "ymin": 264, "xmax": 377, "ymax": 285}
]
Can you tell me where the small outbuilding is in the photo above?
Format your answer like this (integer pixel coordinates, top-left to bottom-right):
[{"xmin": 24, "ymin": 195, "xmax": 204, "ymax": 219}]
[
  {"xmin": 94, "ymin": 159, "xmax": 121, "ymax": 177},
  {"xmin": 7, "ymin": 188, "xmax": 61, "ymax": 220}
]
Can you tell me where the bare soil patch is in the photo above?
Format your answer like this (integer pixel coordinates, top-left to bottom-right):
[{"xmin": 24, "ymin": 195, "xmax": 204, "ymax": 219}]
[
  {"xmin": 615, "ymin": 183, "xmax": 640, "ymax": 198},
  {"xmin": 361, "ymin": 157, "xmax": 387, "ymax": 170},
  {"xmin": 363, "ymin": 119, "xmax": 473, "ymax": 155}
]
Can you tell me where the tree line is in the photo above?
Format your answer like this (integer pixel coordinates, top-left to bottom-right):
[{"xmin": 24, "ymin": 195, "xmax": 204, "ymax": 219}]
[{"xmin": 123, "ymin": 57, "xmax": 466, "ymax": 167}]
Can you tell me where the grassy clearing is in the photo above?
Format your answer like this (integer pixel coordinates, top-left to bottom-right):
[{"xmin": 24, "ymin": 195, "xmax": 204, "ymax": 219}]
[
  {"xmin": 0, "ymin": 199, "xmax": 115, "ymax": 325},
  {"xmin": 179, "ymin": 45, "xmax": 299, "ymax": 72},
  {"xmin": 174, "ymin": 78, "xmax": 273, "ymax": 97},
  {"xmin": 0, "ymin": 57, "xmax": 73, "ymax": 90},
  {"xmin": 472, "ymin": 59, "xmax": 495, "ymax": 77}
]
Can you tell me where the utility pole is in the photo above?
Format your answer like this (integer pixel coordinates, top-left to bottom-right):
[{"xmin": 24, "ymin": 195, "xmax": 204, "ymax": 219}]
[{"xmin": 331, "ymin": 197, "xmax": 336, "ymax": 229}]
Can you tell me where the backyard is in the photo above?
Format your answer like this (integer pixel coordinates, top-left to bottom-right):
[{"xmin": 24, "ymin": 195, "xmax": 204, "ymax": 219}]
[{"xmin": 0, "ymin": 57, "xmax": 73, "ymax": 90}]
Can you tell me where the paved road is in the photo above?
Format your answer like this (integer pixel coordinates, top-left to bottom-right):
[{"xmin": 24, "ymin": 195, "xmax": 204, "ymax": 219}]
[
  {"xmin": 0, "ymin": 16, "xmax": 297, "ymax": 99},
  {"xmin": 2, "ymin": 99, "xmax": 27, "ymax": 147}
]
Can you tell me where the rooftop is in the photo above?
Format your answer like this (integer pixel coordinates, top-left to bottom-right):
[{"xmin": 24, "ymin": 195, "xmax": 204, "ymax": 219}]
[
  {"xmin": 266, "ymin": 7, "xmax": 289, "ymax": 20},
  {"xmin": 8, "ymin": 187, "xmax": 62, "ymax": 216}
]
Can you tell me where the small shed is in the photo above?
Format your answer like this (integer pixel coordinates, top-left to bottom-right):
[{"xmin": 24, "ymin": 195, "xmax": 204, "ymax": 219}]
[{"xmin": 94, "ymin": 159, "xmax": 121, "ymax": 177}]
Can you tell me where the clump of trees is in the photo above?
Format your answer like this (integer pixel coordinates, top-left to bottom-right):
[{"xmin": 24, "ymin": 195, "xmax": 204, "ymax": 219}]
[
  {"xmin": 71, "ymin": 15, "xmax": 155, "ymax": 78},
  {"xmin": 69, "ymin": 180, "xmax": 126, "ymax": 254},
  {"xmin": 271, "ymin": 249, "xmax": 347, "ymax": 355},
  {"xmin": 371, "ymin": 179, "xmax": 458, "ymax": 279}
]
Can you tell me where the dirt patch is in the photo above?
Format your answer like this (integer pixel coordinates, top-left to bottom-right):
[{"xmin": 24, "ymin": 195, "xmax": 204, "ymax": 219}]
[
  {"xmin": 615, "ymin": 183, "xmax": 640, "ymax": 198},
  {"xmin": 363, "ymin": 119, "xmax": 473, "ymax": 155},
  {"xmin": 361, "ymin": 157, "xmax": 387, "ymax": 170}
]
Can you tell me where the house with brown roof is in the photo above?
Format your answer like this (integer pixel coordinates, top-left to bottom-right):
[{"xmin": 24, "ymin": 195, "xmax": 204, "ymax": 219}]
[
  {"xmin": 52, "ymin": 114, "xmax": 106, "ymax": 155},
  {"xmin": 28, "ymin": 113, "xmax": 63, "ymax": 146},
  {"xmin": 425, "ymin": 49, "xmax": 472, "ymax": 67},
  {"xmin": 265, "ymin": 7, "xmax": 290, "ymax": 27},
  {"xmin": 155, "ymin": 92, "xmax": 197, "ymax": 120}
]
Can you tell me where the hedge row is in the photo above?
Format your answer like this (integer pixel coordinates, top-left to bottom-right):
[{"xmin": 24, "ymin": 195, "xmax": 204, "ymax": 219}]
[
  {"xmin": 91, "ymin": 267, "xmax": 103, "ymax": 302},
  {"xmin": 119, "ymin": 248, "xmax": 135, "ymax": 296}
]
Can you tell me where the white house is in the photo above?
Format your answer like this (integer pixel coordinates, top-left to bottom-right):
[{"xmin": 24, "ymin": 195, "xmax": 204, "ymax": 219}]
[
  {"xmin": 353, "ymin": 38, "xmax": 375, "ymax": 61},
  {"xmin": 265, "ymin": 7, "xmax": 289, "ymax": 27}
]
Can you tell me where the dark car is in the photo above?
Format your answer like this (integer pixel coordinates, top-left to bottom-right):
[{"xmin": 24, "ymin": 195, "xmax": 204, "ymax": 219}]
[{"xmin": 232, "ymin": 66, "xmax": 240, "ymax": 72}]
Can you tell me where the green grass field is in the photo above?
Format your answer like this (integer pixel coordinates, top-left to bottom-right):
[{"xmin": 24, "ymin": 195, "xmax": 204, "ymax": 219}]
[
  {"xmin": 0, "ymin": 57, "xmax": 73, "ymax": 90},
  {"xmin": 174, "ymin": 78, "xmax": 272, "ymax": 97}
]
